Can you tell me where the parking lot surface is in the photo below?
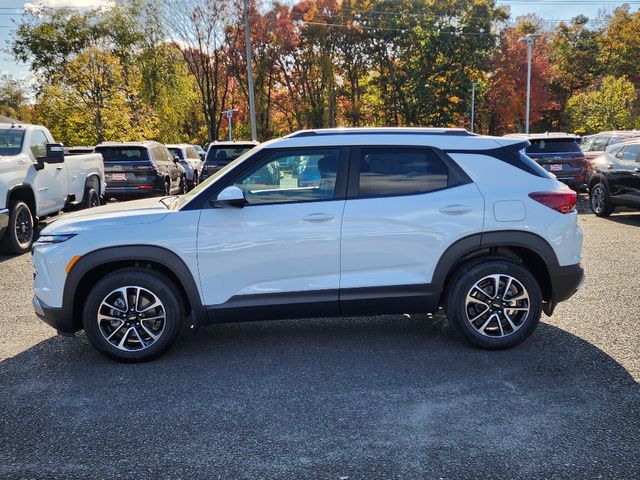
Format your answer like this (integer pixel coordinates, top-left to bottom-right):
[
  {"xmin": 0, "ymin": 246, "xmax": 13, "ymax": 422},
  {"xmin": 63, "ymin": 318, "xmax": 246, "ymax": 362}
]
[{"xmin": 1, "ymin": 207, "xmax": 639, "ymax": 479}]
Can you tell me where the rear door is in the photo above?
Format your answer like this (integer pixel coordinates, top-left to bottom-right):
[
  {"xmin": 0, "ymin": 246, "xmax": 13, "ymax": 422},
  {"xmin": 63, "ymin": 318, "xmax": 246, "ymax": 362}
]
[
  {"xmin": 614, "ymin": 145, "xmax": 640, "ymax": 205},
  {"xmin": 339, "ymin": 146, "xmax": 484, "ymax": 314}
]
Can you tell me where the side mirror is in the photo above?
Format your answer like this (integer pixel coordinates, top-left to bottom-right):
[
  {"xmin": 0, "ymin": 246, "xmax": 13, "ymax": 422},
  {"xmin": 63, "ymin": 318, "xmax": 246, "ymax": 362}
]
[
  {"xmin": 174, "ymin": 155, "xmax": 180, "ymax": 163},
  {"xmin": 210, "ymin": 185, "xmax": 246, "ymax": 208},
  {"xmin": 44, "ymin": 143, "xmax": 65, "ymax": 164}
]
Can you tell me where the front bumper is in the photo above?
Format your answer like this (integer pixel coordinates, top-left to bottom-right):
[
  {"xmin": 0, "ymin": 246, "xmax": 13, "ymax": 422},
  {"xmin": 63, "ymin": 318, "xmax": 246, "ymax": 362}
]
[
  {"xmin": 33, "ymin": 295, "xmax": 77, "ymax": 336},
  {"xmin": 0, "ymin": 208, "xmax": 8, "ymax": 239}
]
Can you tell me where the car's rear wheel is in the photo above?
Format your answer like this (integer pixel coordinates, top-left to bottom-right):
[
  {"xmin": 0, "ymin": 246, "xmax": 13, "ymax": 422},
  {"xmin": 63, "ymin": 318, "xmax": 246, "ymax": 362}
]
[
  {"xmin": 82, "ymin": 268, "xmax": 184, "ymax": 362},
  {"xmin": 1, "ymin": 200, "xmax": 34, "ymax": 255},
  {"xmin": 590, "ymin": 182, "xmax": 615, "ymax": 217},
  {"xmin": 445, "ymin": 260, "xmax": 542, "ymax": 349},
  {"xmin": 82, "ymin": 187, "xmax": 100, "ymax": 209}
]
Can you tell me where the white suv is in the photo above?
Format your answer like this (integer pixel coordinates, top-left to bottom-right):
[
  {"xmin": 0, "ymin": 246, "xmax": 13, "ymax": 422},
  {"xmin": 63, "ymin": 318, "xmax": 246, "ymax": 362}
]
[{"xmin": 32, "ymin": 128, "xmax": 584, "ymax": 362}]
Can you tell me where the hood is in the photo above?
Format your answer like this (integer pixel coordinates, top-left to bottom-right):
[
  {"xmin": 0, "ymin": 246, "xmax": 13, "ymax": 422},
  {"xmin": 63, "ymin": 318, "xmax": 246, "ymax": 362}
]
[{"xmin": 42, "ymin": 197, "xmax": 171, "ymax": 234}]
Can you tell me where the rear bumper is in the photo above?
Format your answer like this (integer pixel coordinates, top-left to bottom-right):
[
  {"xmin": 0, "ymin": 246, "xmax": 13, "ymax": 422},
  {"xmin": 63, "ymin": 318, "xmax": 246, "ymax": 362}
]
[
  {"xmin": 545, "ymin": 263, "xmax": 585, "ymax": 315},
  {"xmin": 105, "ymin": 185, "xmax": 164, "ymax": 199},
  {"xmin": 0, "ymin": 208, "xmax": 8, "ymax": 239},
  {"xmin": 33, "ymin": 295, "xmax": 77, "ymax": 336}
]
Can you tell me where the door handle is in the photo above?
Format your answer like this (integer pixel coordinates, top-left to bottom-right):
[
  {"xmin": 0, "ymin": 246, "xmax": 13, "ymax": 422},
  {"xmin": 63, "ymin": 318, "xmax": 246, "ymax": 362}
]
[
  {"xmin": 439, "ymin": 204, "xmax": 472, "ymax": 215},
  {"xmin": 56, "ymin": 166, "xmax": 63, "ymax": 171},
  {"xmin": 302, "ymin": 213, "xmax": 334, "ymax": 222},
  {"xmin": 634, "ymin": 167, "xmax": 640, "ymax": 172}
]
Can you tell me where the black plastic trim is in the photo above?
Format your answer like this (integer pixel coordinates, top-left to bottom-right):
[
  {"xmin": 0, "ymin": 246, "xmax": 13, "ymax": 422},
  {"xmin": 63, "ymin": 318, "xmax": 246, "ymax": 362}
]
[
  {"xmin": 62, "ymin": 245, "xmax": 206, "ymax": 330},
  {"xmin": 287, "ymin": 129, "xmax": 474, "ymax": 138}
]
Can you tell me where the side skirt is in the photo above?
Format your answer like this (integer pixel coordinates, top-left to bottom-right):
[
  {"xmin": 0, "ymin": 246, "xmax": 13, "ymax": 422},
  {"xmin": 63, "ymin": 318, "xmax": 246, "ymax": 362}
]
[{"xmin": 205, "ymin": 285, "xmax": 440, "ymax": 324}]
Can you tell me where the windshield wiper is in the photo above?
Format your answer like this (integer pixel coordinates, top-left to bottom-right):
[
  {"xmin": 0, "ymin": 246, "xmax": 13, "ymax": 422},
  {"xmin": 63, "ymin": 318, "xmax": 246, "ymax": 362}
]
[{"xmin": 158, "ymin": 195, "xmax": 178, "ymax": 208}]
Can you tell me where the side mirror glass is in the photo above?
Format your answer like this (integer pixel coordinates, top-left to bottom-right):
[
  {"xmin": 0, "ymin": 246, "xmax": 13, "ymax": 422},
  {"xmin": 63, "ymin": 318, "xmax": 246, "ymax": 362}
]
[
  {"xmin": 211, "ymin": 185, "xmax": 246, "ymax": 208},
  {"xmin": 44, "ymin": 143, "xmax": 65, "ymax": 164}
]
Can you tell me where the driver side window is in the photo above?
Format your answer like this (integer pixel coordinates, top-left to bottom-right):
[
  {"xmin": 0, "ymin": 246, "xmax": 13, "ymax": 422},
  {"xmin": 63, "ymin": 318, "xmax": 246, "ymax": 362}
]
[
  {"xmin": 29, "ymin": 130, "xmax": 48, "ymax": 160},
  {"xmin": 233, "ymin": 149, "xmax": 342, "ymax": 205}
]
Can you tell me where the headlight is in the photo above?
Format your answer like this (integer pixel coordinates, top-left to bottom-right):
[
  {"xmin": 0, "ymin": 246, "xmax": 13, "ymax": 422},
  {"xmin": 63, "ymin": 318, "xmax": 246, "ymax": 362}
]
[{"xmin": 35, "ymin": 233, "xmax": 77, "ymax": 245}]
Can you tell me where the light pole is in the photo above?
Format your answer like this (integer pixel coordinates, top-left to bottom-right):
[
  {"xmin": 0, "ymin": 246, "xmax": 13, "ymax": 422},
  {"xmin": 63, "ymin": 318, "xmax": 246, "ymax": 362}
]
[
  {"xmin": 470, "ymin": 82, "xmax": 479, "ymax": 133},
  {"xmin": 221, "ymin": 109, "xmax": 238, "ymax": 141},
  {"xmin": 243, "ymin": 0, "xmax": 257, "ymax": 142},
  {"xmin": 518, "ymin": 33, "xmax": 541, "ymax": 135}
]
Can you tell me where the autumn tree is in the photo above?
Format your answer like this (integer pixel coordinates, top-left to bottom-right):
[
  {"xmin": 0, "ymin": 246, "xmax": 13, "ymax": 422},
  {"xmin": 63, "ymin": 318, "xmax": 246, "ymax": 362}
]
[
  {"xmin": 0, "ymin": 75, "xmax": 32, "ymax": 122},
  {"xmin": 565, "ymin": 76, "xmax": 638, "ymax": 134}
]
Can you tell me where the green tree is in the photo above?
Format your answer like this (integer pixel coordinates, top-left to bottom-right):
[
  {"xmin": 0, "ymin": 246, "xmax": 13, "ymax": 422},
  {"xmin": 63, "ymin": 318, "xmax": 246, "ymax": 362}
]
[
  {"xmin": 565, "ymin": 76, "xmax": 637, "ymax": 134},
  {"xmin": 0, "ymin": 75, "xmax": 32, "ymax": 122}
]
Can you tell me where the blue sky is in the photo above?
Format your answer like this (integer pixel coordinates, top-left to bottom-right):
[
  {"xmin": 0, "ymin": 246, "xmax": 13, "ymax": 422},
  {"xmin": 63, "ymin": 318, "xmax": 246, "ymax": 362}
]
[{"xmin": 1, "ymin": 0, "xmax": 638, "ymax": 81}]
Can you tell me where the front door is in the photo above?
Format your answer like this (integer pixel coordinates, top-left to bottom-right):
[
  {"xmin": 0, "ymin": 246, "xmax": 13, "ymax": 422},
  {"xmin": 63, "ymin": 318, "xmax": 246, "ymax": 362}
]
[
  {"xmin": 615, "ymin": 144, "xmax": 640, "ymax": 205},
  {"xmin": 28, "ymin": 129, "xmax": 67, "ymax": 216},
  {"xmin": 197, "ymin": 147, "xmax": 349, "ymax": 317}
]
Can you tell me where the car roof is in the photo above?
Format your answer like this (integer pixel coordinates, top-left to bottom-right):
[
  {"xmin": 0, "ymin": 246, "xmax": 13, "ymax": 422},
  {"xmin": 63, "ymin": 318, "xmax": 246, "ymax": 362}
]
[
  {"xmin": 260, "ymin": 127, "xmax": 522, "ymax": 151},
  {"xmin": 504, "ymin": 132, "xmax": 579, "ymax": 140},
  {"xmin": 606, "ymin": 137, "xmax": 640, "ymax": 150},
  {"xmin": 95, "ymin": 141, "xmax": 162, "ymax": 148},
  {"xmin": 596, "ymin": 130, "xmax": 640, "ymax": 136},
  {"xmin": 208, "ymin": 141, "xmax": 258, "ymax": 147}
]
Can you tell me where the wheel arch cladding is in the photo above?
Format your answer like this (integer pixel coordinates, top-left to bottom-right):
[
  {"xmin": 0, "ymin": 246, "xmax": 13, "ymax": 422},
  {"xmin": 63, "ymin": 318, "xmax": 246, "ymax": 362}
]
[
  {"xmin": 433, "ymin": 231, "xmax": 557, "ymax": 304},
  {"xmin": 66, "ymin": 245, "xmax": 204, "ymax": 331},
  {"xmin": 8, "ymin": 185, "xmax": 36, "ymax": 215}
]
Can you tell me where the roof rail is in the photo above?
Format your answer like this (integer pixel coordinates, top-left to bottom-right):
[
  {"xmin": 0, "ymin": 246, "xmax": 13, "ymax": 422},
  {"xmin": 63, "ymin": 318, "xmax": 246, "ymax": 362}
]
[{"xmin": 286, "ymin": 128, "xmax": 475, "ymax": 139}]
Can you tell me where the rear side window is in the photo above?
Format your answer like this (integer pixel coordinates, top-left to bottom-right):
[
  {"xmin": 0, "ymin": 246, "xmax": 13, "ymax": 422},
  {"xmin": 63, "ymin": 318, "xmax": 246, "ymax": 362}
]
[
  {"xmin": 592, "ymin": 136, "xmax": 609, "ymax": 151},
  {"xmin": 0, "ymin": 129, "xmax": 25, "ymax": 156},
  {"xmin": 620, "ymin": 145, "xmax": 640, "ymax": 162},
  {"xmin": 358, "ymin": 148, "xmax": 448, "ymax": 197},
  {"xmin": 526, "ymin": 138, "xmax": 580, "ymax": 154},
  {"xmin": 96, "ymin": 147, "xmax": 149, "ymax": 161},
  {"xmin": 168, "ymin": 147, "xmax": 183, "ymax": 159}
]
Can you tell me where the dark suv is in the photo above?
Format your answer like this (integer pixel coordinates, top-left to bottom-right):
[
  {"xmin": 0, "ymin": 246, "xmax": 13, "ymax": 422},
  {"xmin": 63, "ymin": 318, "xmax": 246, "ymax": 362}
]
[
  {"xmin": 202, "ymin": 141, "xmax": 258, "ymax": 181},
  {"xmin": 588, "ymin": 139, "xmax": 640, "ymax": 217},
  {"xmin": 505, "ymin": 133, "xmax": 587, "ymax": 190},
  {"xmin": 95, "ymin": 142, "xmax": 185, "ymax": 200}
]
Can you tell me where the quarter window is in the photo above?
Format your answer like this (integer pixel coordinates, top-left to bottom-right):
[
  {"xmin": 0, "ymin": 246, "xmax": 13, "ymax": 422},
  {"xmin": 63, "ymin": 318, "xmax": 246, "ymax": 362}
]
[
  {"xmin": 233, "ymin": 149, "xmax": 341, "ymax": 205},
  {"xmin": 358, "ymin": 147, "xmax": 448, "ymax": 197},
  {"xmin": 592, "ymin": 136, "xmax": 609, "ymax": 152},
  {"xmin": 620, "ymin": 145, "xmax": 640, "ymax": 162},
  {"xmin": 29, "ymin": 130, "xmax": 48, "ymax": 159}
]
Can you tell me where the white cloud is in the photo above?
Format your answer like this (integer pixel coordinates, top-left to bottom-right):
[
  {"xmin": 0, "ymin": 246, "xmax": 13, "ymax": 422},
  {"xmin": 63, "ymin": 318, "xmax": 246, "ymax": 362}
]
[{"xmin": 24, "ymin": 0, "xmax": 115, "ymax": 12}]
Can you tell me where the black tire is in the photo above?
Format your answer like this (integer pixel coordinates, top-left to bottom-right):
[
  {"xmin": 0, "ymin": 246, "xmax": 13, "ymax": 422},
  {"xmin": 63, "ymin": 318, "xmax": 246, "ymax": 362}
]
[
  {"xmin": 589, "ymin": 182, "xmax": 615, "ymax": 217},
  {"xmin": 164, "ymin": 179, "xmax": 171, "ymax": 196},
  {"xmin": 82, "ymin": 187, "xmax": 100, "ymax": 209},
  {"xmin": 82, "ymin": 268, "xmax": 185, "ymax": 362},
  {"xmin": 1, "ymin": 200, "xmax": 34, "ymax": 255},
  {"xmin": 179, "ymin": 175, "xmax": 187, "ymax": 194},
  {"xmin": 193, "ymin": 171, "xmax": 199, "ymax": 188},
  {"xmin": 445, "ymin": 260, "xmax": 542, "ymax": 349}
]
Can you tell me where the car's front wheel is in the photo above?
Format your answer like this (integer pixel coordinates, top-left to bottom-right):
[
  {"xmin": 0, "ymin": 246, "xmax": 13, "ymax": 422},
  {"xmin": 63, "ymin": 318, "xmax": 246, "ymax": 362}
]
[
  {"xmin": 445, "ymin": 260, "xmax": 542, "ymax": 349},
  {"xmin": 589, "ymin": 182, "xmax": 615, "ymax": 217},
  {"xmin": 82, "ymin": 268, "xmax": 185, "ymax": 362},
  {"xmin": 1, "ymin": 200, "xmax": 34, "ymax": 255}
]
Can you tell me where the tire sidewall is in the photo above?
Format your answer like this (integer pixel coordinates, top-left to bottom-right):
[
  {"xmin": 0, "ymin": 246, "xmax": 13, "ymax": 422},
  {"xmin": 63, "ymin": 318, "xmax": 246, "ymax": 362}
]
[
  {"xmin": 83, "ymin": 188, "xmax": 100, "ymax": 209},
  {"xmin": 446, "ymin": 260, "xmax": 542, "ymax": 349},
  {"xmin": 4, "ymin": 201, "xmax": 34, "ymax": 254},
  {"xmin": 590, "ymin": 182, "xmax": 613, "ymax": 217},
  {"xmin": 82, "ymin": 269, "xmax": 184, "ymax": 362}
]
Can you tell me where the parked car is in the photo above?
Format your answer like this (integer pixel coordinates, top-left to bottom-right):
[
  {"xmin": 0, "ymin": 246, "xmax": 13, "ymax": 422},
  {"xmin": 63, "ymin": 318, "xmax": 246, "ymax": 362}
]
[
  {"xmin": 296, "ymin": 156, "xmax": 322, "ymax": 187},
  {"xmin": 193, "ymin": 144, "xmax": 206, "ymax": 161},
  {"xmin": 95, "ymin": 141, "xmax": 186, "ymax": 201},
  {"xmin": 504, "ymin": 133, "xmax": 587, "ymax": 190},
  {"xmin": 580, "ymin": 131, "xmax": 640, "ymax": 169},
  {"xmin": 32, "ymin": 127, "xmax": 584, "ymax": 362},
  {"xmin": 201, "ymin": 141, "xmax": 258, "ymax": 181},
  {"xmin": 0, "ymin": 123, "xmax": 104, "ymax": 254},
  {"xmin": 65, "ymin": 146, "xmax": 95, "ymax": 155},
  {"xmin": 167, "ymin": 144, "xmax": 203, "ymax": 191},
  {"xmin": 588, "ymin": 138, "xmax": 640, "ymax": 217}
]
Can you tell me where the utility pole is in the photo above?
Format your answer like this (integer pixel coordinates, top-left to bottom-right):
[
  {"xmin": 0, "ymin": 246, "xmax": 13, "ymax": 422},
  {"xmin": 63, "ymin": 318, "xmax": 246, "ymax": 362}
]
[
  {"xmin": 470, "ymin": 82, "xmax": 479, "ymax": 133},
  {"xmin": 221, "ymin": 109, "xmax": 238, "ymax": 141},
  {"xmin": 518, "ymin": 34, "xmax": 541, "ymax": 135},
  {"xmin": 243, "ymin": 0, "xmax": 257, "ymax": 142}
]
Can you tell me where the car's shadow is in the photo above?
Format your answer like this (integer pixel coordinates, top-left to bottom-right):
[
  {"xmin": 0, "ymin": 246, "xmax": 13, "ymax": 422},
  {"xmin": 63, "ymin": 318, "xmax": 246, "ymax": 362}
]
[
  {"xmin": 605, "ymin": 212, "xmax": 640, "ymax": 226},
  {"xmin": 0, "ymin": 315, "xmax": 638, "ymax": 479}
]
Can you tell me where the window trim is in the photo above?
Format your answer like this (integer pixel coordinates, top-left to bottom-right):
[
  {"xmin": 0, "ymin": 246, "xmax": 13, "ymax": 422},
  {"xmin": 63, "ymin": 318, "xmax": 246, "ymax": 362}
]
[
  {"xmin": 346, "ymin": 145, "xmax": 471, "ymax": 200},
  {"xmin": 203, "ymin": 146, "xmax": 350, "ymax": 209},
  {"xmin": 28, "ymin": 129, "xmax": 48, "ymax": 161}
]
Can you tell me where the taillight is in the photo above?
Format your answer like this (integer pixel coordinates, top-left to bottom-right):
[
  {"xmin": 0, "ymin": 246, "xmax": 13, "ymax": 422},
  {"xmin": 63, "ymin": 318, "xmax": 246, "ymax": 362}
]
[{"xmin": 529, "ymin": 191, "xmax": 577, "ymax": 214}]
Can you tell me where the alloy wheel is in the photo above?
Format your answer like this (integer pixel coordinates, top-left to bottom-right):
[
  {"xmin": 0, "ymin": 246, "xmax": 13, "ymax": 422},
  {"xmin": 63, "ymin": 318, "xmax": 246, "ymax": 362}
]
[
  {"xmin": 97, "ymin": 286, "xmax": 166, "ymax": 352},
  {"xmin": 15, "ymin": 206, "xmax": 32, "ymax": 247},
  {"xmin": 464, "ymin": 274, "xmax": 530, "ymax": 338},
  {"xmin": 591, "ymin": 185, "xmax": 604, "ymax": 213}
]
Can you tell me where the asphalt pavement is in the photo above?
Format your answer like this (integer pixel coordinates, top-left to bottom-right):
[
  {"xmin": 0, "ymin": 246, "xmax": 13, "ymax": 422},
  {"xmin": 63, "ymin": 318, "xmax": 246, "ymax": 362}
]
[{"xmin": 0, "ymin": 206, "xmax": 639, "ymax": 479}]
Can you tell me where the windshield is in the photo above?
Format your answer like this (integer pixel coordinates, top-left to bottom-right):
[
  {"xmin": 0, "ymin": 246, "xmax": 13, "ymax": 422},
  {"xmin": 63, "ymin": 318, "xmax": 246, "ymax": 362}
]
[
  {"xmin": 527, "ymin": 138, "xmax": 580, "ymax": 154},
  {"xmin": 0, "ymin": 129, "xmax": 25, "ymax": 156},
  {"xmin": 205, "ymin": 146, "xmax": 254, "ymax": 164},
  {"xmin": 172, "ymin": 146, "xmax": 259, "ymax": 210},
  {"xmin": 95, "ymin": 146, "xmax": 149, "ymax": 161}
]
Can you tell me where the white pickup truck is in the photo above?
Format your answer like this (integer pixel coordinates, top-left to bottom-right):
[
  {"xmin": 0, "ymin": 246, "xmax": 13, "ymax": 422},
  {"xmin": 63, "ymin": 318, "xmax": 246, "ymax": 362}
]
[{"xmin": 0, "ymin": 122, "xmax": 105, "ymax": 254}]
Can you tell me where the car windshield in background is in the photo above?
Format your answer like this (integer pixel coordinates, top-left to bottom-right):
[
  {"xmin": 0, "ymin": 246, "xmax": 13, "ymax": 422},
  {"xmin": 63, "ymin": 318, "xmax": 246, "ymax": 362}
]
[
  {"xmin": 168, "ymin": 148, "xmax": 183, "ymax": 159},
  {"xmin": 527, "ymin": 139, "xmax": 580, "ymax": 154},
  {"xmin": 0, "ymin": 129, "xmax": 25, "ymax": 156},
  {"xmin": 205, "ymin": 146, "xmax": 253, "ymax": 164},
  {"xmin": 95, "ymin": 147, "xmax": 149, "ymax": 161}
]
